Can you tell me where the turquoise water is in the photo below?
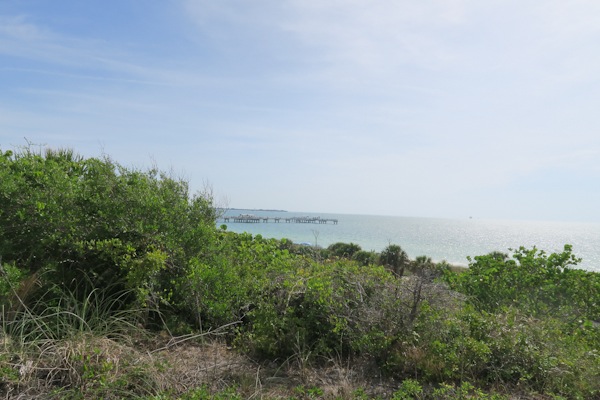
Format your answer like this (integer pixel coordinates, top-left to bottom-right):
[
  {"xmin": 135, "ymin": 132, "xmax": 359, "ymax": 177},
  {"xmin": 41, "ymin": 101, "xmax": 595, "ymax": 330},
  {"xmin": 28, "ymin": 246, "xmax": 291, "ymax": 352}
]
[{"xmin": 220, "ymin": 210, "xmax": 600, "ymax": 272}]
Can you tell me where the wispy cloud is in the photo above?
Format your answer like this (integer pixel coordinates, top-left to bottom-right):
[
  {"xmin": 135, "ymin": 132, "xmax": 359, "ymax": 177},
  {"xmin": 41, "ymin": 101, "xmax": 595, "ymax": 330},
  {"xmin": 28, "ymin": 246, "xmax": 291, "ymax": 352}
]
[
  {"xmin": 181, "ymin": 1, "xmax": 600, "ymax": 86},
  {"xmin": 0, "ymin": 14, "xmax": 215, "ymax": 89},
  {"xmin": 0, "ymin": 15, "xmax": 107, "ymax": 68},
  {"xmin": 0, "ymin": 15, "xmax": 50, "ymax": 40}
]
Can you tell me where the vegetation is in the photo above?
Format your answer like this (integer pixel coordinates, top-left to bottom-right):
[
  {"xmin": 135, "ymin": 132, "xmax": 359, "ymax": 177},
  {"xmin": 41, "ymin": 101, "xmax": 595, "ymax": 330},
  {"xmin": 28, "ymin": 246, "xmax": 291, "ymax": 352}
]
[{"xmin": 1, "ymin": 145, "xmax": 599, "ymax": 399}]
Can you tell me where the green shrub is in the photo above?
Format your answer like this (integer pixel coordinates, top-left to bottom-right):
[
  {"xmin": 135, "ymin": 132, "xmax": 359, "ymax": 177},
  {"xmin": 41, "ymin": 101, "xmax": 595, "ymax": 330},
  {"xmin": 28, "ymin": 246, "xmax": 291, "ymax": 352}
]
[
  {"xmin": 0, "ymin": 262, "xmax": 25, "ymax": 312},
  {"xmin": 443, "ymin": 245, "xmax": 596, "ymax": 320},
  {"xmin": 432, "ymin": 381, "xmax": 508, "ymax": 399},
  {"xmin": 392, "ymin": 379, "xmax": 423, "ymax": 399},
  {"xmin": 0, "ymin": 145, "xmax": 217, "ymax": 323},
  {"xmin": 327, "ymin": 242, "xmax": 362, "ymax": 259},
  {"xmin": 352, "ymin": 250, "xmax": 378, "ymax": 266},
  {"xmin": 240, "ymin": 259, "xmax": 395, "ymax": 361}
]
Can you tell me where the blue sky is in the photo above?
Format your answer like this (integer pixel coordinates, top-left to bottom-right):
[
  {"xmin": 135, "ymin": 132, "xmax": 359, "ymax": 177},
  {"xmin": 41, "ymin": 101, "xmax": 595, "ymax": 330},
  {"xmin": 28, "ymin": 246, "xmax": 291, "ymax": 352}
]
[{"xmin": 1, "ymin": 1, "xmax": 599, "ymax": 221}]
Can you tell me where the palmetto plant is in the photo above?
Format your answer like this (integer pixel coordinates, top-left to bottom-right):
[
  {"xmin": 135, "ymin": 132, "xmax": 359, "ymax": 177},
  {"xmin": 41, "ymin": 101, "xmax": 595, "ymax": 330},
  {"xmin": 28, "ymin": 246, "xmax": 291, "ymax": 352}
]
[{"xmin": 379, "ymin": 244, "xmax": 409, "ymax": 277}]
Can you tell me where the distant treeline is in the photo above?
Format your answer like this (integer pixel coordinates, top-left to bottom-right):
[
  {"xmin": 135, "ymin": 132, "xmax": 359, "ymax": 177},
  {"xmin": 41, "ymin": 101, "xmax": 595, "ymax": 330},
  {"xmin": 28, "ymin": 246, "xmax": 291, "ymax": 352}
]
[{"xmin": 223, "ymin": 208, "xmax": 288, "ymax": 213}]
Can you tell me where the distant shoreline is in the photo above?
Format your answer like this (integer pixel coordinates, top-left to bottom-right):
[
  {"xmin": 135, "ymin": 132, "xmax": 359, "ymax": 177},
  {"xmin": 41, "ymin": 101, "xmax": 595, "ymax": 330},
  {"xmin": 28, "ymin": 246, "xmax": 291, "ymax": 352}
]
[{"xmin": 226, "ymin": 208, "xmax": 288, "ymax": 213}]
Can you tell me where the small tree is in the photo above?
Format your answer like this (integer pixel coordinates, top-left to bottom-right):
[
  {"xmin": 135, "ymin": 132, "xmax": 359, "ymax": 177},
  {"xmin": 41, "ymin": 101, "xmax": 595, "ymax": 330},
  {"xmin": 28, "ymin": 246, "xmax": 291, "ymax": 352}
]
[
  {"xmin": 327, "ymin": 242, "xmax": 362, "ymax": 259},
  {"xmin": 379, "ymin": 244, "xmax": 409, "ymax": 277},
  {"xmin": 352, "ymin": 250, "xmax": 377, "ymax": 266}
]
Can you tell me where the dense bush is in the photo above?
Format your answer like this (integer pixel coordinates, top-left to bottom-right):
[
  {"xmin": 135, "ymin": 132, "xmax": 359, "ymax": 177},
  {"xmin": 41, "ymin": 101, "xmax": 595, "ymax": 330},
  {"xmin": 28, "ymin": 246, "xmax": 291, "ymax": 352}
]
[
  {"xmin": 444, "ymin": 245, "xmax": 600, "ymax": 326},
  {"xmin": 352, "ymin": 249, "xmax": 378, "ymax": 266},
  {"xmin": 239, "ymin": 258, "xmax": 395, "ymax": 360},
  {"xmin": 441, "ymin": 246, "xmax": 600, "ymax": 397},
  {"xmin": 327, "ymin": 242, "xmax": 362, "ymax": 259},
  {"xmin": 173, "ymin": 231, "xmax": 299, "ymax": 331},
  {"xmin": 0, "ymin": 146, "xmax": 217, "ymax": 323}
]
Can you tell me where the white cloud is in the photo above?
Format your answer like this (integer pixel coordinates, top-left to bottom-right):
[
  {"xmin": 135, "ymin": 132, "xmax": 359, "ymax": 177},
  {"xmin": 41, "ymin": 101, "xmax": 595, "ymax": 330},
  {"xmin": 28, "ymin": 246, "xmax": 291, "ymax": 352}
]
[
  {"xmin": 0, "ymin": 15, "xmax": 50, "ymax": 40},
  {"xmin": 281, "ymin": 1, "xmax": 468, "ymax": 68}
]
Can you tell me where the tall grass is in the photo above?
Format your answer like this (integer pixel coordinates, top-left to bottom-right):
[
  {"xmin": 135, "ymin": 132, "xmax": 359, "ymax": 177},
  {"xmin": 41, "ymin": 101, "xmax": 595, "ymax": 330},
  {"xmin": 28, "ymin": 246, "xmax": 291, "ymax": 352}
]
[
  {"xmin": 3, "ymin": 275, "xmax": 140, "ymax": 340},
  {"xmin": 0, "ymin": 272, "xmax": 156, "ymax": 398}
]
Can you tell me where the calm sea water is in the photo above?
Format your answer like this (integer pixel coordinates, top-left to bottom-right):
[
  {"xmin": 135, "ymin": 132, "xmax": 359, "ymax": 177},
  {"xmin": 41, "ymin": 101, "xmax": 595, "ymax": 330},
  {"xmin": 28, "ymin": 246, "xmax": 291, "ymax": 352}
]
[{"xmin": 220, "ymin": 209, "xmax": 600, "ymax": 272}]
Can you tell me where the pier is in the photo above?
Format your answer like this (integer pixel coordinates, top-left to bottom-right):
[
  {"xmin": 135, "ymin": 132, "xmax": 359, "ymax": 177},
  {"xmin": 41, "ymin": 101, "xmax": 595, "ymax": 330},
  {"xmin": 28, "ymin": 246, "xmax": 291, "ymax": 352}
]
[{"xmin": 223, "ymin": 214, "xmax": 338, "ymax": 224}]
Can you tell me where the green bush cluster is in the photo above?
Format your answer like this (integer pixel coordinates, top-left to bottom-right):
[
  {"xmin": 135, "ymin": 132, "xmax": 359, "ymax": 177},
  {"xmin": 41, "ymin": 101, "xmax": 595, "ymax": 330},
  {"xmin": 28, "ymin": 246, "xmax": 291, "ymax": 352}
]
[
  {"xmin": 1, "ymin": 146, "xmax": 599, "ymax": 399},
  {"xmin": 0, "ymin": 147, "xmax": 216, "ymax": 319}
]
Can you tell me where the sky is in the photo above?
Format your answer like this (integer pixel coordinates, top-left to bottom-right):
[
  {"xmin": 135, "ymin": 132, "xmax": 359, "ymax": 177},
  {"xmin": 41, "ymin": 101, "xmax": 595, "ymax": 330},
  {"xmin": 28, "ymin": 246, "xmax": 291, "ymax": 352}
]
[{"xmin": 1, "ymin": 1, "xmax": 599, "ymax": 222}]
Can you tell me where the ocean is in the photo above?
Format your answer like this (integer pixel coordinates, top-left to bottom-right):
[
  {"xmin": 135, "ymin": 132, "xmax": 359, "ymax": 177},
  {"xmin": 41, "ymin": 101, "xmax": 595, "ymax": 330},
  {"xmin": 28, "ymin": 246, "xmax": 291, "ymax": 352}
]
[{"xmin": 220, "ymin": 209, "xmax": 600, "ymax": 272}]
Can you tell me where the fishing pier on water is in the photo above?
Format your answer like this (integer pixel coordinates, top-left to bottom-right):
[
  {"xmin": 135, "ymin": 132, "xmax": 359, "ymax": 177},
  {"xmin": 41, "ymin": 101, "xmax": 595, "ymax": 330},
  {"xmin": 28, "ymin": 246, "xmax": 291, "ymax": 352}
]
[{"xmin": 223, "ymin": 214, "xmax": 338, "ymax": 224}]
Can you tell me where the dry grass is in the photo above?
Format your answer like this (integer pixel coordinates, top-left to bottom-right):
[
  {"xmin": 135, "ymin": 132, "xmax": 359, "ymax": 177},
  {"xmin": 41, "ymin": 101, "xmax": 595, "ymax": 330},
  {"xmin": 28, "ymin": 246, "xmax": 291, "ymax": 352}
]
[
  {"xmin": 155, "ymin": 340, "xmax": 255, "ymax": 394},
  {"xmin": 1, "ymin": 333, "xmax": 400, "ymax": 399},
  {"xmin": 153, "ymin": 339, "xmax": 388, "ymax": 399},
  {"xmin": 3, "ymin": 334, "xmax": 154, "ymax": 398}
]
